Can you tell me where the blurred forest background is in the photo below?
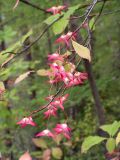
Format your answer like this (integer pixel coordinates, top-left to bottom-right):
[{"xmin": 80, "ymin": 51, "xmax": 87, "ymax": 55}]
[{"xmin": 0, "ymin": 0, "xmax": 120, "ymax": 159}]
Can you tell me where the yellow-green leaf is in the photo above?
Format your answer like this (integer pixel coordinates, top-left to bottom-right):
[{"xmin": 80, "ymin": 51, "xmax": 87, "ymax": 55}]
[
  {"xmin": 64, "ymin": 62, "xmax": 75, "ymax": 72},
  {"xmin": 14, "ymin": 71, "xmax": 34, "ymax": 85},
  {"xmin": 89, "ymin": 17, "xmax": 95, "ymax": 30},
  {"xmin": 37, "ymin": 69, "xmax": 48, "ymax": 76},
  {"xmin": 52, "ymin": 5, "xmax": 80, "ymax": 35},
  {"xmin": 52, "ymin": 147, "xmax": 63, "ymax": 160},
  {"xmin": 1, "ymin": 54, "xmax": 14, "ymax": 68},
  {"xmin": 32, "ymin": 138, "xmax": 47, "ymax": 149},
  {"xmin": 52, "ymin": 18, "xmax": 68, "ymax": 35},
  {"xmin": 116, "ymin": 132, "xmax": 120, "ymax": 146},
  {"xmin": 63, "ymin": 51, "xmax": 71, "ymax": 57},
  {"xmin": 72, "ymin": 40, "xmax": 91, "ymax": 62},
  {"xmin": 106, "ymin": 138, "xmax": 116, "ymax": 153},
  {"xmin": 81, "ymin": 136, "xmax": 106, "ymax": 153},
  {"xmin": 0, "ymin": 81, "xmax": 5, "ymax": 90},
  {"xmin": 100, "ymin": 121, "xmax": 120, "ymax": 137},
  {"xmin": 44, "ymin": 14, "xmax": 61, "ymax": 25}
]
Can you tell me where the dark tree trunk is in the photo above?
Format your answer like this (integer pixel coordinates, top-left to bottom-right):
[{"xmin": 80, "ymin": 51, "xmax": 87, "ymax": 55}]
[{"xmin": 70, "ymin": 19, "xmax": 105, "ymax": 125}]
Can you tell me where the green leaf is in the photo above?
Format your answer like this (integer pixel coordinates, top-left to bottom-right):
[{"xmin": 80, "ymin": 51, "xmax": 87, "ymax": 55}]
[
  {"xmin": 106, "ymin": 138, "xmax": 116, "ymax": 153},
  {"xmin": 72, "ymin": 40, "xmax": 91, "ymax": 62},
  {"xmin": 44, "ymin": 14, "xmax": 61, "ymax": 25},
  {"xmin": 81, "ymin": 136, "xmax": 106, "ymax": 153},
  {"xmin": 64, "ymin": 62, "xmax": 75, "ymax": 72},
  {"xmin": 52, "ymin": 5, "xmax": 80, "ymax": 35},
  {"xmin": 89, "ymin": 18, "xmax": 95, "ymax": 30},
  {"xmin": 0, "ymin": 26, "xmax": 16, "ymax": 41},
  {"xmin": 100, "ymin": 121, "xmax": 120, "ymax": 137},
  {"xmin": 0, "ymin": 29, "xmax": 33, "ymax": 55},
  {"xmin": 66, "ymin": 5, "xmax": 80, "ymax": 17},
  {"xmin": 52, "ymin": 147, "xmax": 63, "ymax": 159},
  {"xmin": 52, "ymin": 18, "xmax": 68, "ymax": 35},
  {"xmin": 116, "ymin": 132, "xmax": 120, "ymax": 146}
]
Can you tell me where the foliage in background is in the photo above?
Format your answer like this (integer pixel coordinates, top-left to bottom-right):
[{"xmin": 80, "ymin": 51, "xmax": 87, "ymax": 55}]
[{"xmin": 0, "ymin": 0, "xmax": 120, "ymax": 159}]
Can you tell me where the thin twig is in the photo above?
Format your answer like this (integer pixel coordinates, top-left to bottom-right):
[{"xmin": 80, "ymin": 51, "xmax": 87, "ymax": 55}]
[
  {"xmin": 3, "ymin": 0, "xmax": 102, "ymax": 118},
  {"xmin": 73, "ymin": 0, "xmax": 98, "ymax": 35},
  {"xmin": 70, "ymin": 8, "xmax": 120, "ymax": 20},
  {"xmin": 30, "ymin": 84, "xmax": 64, "ymax": 116},
  {"xmin": 19, "ymin": 0, "xmax": 49, "ymax": 13},
  {"xmin": 2, "ymin": 15, "xmax": 63, "ymax": 65},
  {"xmin": 101, "ymin": 8, "xmax": 120, "ymax": 16},
  {"xmin": 92, "ymin": 0, "xmax": 106, "ymax": 29}
]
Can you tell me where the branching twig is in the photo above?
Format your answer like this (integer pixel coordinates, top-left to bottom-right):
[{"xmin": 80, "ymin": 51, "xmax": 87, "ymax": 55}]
[
  {"xmin": 30, "ymin": 84, "xmax": 65, "ymax": 116},
  {"xmin": 1, "ymin": 0, "xmax": 107, "ymax": 118},
  {"xmin": 27, "ymin": 0, "xmax": 99, "ymax": 117},
  {"xmin": 91, "ymin": 0, "xmax": 106, "ymax": 29},
  {"xmin": 71, "ymin": 8, "xmax": 120, "ymax": 20},
  {"xmin": 73, "ymin": 0, "xmax": 98, "ymax": 35}
]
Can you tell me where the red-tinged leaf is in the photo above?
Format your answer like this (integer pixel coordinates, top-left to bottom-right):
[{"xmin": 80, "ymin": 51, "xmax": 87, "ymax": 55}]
[
  {"xmin": 42, "ymin": 149, "xmax": 51, "ymax": 160},
  {"xmin": 19, "ymin": 151, "xmax": 32, "ymax": 160},
  {"xmin": 1, "ymin": 54, "xmax": 14, "ymax": 68},
  {"xmin": 14, "ymin": 71, "xmax": 34, "ymax": 85},
  {"xmin": 13, "ymin": 0, "xmax": 20, "ymax": 9}
]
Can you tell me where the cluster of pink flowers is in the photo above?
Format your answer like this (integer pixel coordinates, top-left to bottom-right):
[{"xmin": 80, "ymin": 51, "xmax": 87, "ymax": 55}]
[
  {"xmin": 42, "ymin": 94, "xmax": 69, "ymax": 119},
  {"xmin": 36, "ymin": 123, "xmax": 71, "ymax": 139},
  {"xmin": 47, "ymin": 54, "xmax": 88, "ymax": 87},
  {"xmin": 17, "ymin": 93, "xmax": 70, "ymax": 139},
  {"xmin": 48, "ymin": 53, "xmax": 64, "ymax": 62},
  {"xmin": 17, "ymin": 5, "xmax": 88, "ymax": 140},
  {"xmin": 17, "ymin": 117, "xmax": 36, "ymax": 128},
  {"xmin": 17, "ymin": 116, "xmax": 71, "ymax": 139}
]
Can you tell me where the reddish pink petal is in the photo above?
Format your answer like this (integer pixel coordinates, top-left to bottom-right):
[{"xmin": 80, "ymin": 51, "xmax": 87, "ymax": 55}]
[
  {"xmin": 36, "ymin": 129, "xmax": 54, "ymax": 138},
  {"xmin": 36, "ymin": 132, "xmax": 43, "ymax": 137},
  {"xmin": 63, "ymin": 133, "xmax": 71, "ymax": 139},
  {"xmin": 17, "ymin": 117, "xmax": 36, "ymax": 128},
  {"xmin": 48, "ymin": 132, "xmax": 54, "ymax": 138}
]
